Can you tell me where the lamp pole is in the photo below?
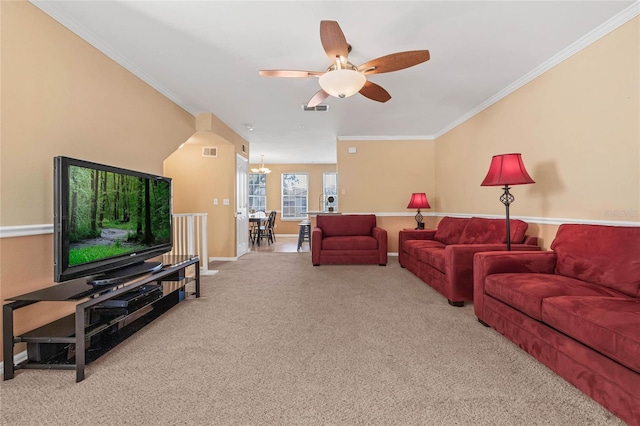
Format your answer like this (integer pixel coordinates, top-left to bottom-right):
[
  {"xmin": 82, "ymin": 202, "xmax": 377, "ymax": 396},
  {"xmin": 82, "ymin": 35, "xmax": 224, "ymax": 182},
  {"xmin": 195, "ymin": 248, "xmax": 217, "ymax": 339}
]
[
  {"xmin": 481, "ymin": 153, "xmax": 535, "ymax": 252},
  {"xmin": 500, "ymin": 185, "xmax": 515, "ymax": 251}
]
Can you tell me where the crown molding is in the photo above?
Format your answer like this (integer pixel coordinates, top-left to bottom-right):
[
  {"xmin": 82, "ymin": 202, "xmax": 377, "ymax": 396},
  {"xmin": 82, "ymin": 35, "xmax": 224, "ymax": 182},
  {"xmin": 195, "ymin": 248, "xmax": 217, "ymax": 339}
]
[
  {"xmin": 339, "ymin": 2, "xmax": 639, "ymax": 143},
  {"xmin": 337, "ymin": 135, "xmax": 435, "ymax": 141},
  {"xmin": 30, "ymin": 1, "xmax": 199, "ymax": 117},
  {"xmin": 30, "ymin": 0, "xmax": 639, "ymax": 144},
  {"xmin": 433, "ymin": 2, "xmax": 640, "ymax": 139}
]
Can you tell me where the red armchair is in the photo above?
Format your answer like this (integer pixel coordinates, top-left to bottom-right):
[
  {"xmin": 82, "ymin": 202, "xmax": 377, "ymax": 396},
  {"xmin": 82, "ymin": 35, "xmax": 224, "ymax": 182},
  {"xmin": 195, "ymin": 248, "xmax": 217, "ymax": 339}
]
[{"xmin": 312, "ymin": 214, "xmax": 387, "ymax": 266}]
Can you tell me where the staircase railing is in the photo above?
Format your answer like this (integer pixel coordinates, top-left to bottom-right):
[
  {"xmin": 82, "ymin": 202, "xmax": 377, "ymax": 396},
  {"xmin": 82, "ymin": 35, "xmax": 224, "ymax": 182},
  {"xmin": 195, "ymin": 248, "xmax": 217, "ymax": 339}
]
[{"xmin": 170, "ymin": 213, "xmax": 211, "ymax": 275}]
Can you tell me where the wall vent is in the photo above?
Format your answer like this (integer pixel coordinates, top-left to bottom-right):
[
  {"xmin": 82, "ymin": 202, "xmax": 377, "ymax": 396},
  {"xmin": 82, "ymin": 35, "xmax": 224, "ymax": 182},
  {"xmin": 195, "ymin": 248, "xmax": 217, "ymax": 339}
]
[
  {"xmin": 202, "ymin": 146, "xmax": 218, "ymax": 157},
  {"xmin": 302, "ymin": 104, "xmax": 329, "ymax": 112}
]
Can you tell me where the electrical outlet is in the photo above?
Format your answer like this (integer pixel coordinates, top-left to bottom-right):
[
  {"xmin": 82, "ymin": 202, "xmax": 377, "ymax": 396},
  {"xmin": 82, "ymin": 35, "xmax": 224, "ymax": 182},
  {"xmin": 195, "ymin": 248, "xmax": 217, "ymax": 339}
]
[{"xmin": 213, "ymin": 198, "xmax": 218, "ymax": 205}]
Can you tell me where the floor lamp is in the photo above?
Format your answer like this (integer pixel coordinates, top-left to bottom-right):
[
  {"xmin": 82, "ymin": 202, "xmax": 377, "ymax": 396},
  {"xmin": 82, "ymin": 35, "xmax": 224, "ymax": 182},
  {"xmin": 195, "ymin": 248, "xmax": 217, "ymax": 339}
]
[{"xmin": 481, "ymin": 153, "xmax": 535, "ymax": 250}]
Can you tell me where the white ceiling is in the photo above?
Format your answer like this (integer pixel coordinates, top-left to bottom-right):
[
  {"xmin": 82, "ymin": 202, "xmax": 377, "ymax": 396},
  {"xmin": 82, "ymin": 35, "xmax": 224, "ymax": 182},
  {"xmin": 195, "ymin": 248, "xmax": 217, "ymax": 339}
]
[{"xmin": 32, "ymin": 1, "xmax": 638, "ymax": 164}]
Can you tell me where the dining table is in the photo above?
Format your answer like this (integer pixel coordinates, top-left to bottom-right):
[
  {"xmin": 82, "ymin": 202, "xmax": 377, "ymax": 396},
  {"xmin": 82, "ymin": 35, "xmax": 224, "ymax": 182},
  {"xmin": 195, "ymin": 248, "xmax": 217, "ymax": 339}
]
[{"xmin": 249, "ymin": 214, "xmax": 268, "ymax": 246}]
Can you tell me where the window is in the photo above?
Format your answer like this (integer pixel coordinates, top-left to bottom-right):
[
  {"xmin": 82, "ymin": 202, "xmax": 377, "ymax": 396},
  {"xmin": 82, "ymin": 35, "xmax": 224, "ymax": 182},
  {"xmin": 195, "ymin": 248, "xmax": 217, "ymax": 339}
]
[
  {"xmin": 323, "ymin": 172, "xmax": 338, "ymax": 211},
  {"xmin": 248, "ymin": 173, "xmax": 266, "ymax": 212},
  {"xmin": 281, "ymin": 173, "xmax": 308, "ymax": 219}
]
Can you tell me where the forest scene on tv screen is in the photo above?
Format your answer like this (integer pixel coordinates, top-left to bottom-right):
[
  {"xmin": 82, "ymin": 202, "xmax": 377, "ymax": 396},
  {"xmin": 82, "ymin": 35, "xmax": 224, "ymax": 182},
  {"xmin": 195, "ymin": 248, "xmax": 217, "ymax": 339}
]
[{"xmin": 68, "ymin": 165, "xmax": 171, "ymax": 267}]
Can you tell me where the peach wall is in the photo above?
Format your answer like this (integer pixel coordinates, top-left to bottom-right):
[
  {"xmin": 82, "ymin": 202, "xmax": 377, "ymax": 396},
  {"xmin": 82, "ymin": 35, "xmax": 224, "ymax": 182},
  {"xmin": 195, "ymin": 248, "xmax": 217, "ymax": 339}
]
[
  {"xmin": 164, "ymin": 137, "xmax": 238, "ymax": 258},
  {"xmin": 1, "ymin": 1, "xmax": 194, "ymax": 227},
  {"xmin": 335, "ymin": 139, "xmax": 437, "ymax": 249},
  {"xmin": 1, "ymin": 2, "xmax": 638, "ymax": 364},
  {"xmin": 0, "ymin": 1, "xmax": 194, "ymax": 359},
  {"xmin": 247, "ymin": 163, "xmax": 338, "ymax": 236},
  {"xmin": 0, "ymin": 235, "xmax": 76, "ymax": 357},
  {"xmin": 337, "ymin": 139, "xmax": 436, "ymax": 213},
  {"xmin": 434, "ymin": 17, "xmax": 639, "ymax": 248},
  {"xmin": 196, "ymin": 112, "xmax": 249, "ymax": 154}
]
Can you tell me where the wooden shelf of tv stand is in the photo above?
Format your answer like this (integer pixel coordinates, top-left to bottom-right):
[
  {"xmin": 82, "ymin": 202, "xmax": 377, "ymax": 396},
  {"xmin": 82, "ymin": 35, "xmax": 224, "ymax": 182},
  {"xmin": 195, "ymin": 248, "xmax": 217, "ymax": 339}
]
[{"xmin": 2, "ymin": 255, "xmax": 200, "ymax": 382}]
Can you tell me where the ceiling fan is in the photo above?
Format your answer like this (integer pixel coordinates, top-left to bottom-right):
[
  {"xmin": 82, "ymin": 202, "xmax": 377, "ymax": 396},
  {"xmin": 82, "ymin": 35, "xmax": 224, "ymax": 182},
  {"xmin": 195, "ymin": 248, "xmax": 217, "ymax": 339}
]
[{"xmin": 259, "ymin": 20, "xmax": 430, "ymax": 108}]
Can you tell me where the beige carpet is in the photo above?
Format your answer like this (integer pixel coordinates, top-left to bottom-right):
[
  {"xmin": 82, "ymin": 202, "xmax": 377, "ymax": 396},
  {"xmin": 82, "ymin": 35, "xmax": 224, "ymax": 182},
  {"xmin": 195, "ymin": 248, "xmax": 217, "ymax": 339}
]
[{"xmin": 0, "ymin": 253, "xmax": 625, "ymax": 425}]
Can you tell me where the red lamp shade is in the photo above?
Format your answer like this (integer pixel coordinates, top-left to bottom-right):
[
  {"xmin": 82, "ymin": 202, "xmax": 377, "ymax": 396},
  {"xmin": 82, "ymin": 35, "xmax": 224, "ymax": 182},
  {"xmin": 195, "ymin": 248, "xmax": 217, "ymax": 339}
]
[
  {"xmin": 481, "ymin": 153, "xmax": 535, "ymax": 251},
  {"xmin": 481, "ymin": 153, "xmax": 535, "ymax": 186},
  {"xmin": 407, "ymin": 193, "xmax": 431, "ymax": 209}
]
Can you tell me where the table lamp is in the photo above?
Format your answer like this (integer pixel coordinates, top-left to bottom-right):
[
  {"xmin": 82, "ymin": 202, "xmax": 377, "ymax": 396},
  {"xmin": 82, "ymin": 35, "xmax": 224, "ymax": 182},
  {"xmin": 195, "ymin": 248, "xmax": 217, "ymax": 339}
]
[{"xmin": 407, "ymin": 193, "xmax": 430, "ymax": 229}]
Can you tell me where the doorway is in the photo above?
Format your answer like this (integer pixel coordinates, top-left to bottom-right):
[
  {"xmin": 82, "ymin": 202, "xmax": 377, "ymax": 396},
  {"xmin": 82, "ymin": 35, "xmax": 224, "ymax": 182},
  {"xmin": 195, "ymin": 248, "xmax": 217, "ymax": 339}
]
[{"xmin": 236, "ymin": 154, "xmax": 249, "ymax": 257}]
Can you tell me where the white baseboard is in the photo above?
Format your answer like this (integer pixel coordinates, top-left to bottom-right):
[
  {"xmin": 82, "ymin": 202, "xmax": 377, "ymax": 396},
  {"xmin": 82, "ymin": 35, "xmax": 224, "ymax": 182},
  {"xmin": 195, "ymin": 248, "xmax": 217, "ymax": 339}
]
[{"xmin": 0, "ymin": 350, "xmax": 28, "ymax": 377}]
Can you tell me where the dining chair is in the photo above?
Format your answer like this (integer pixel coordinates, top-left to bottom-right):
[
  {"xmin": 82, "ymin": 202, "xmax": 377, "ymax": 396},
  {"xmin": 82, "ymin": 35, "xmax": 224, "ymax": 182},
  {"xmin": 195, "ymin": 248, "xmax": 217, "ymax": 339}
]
[
  {"xmin": 258, "ymin": 210, "xmax": 277, "ymax": 245},
  {"xmin": 248, "ymin": 210, "xmax": 266, "ymax": 245},
  {"xmin": 249, "ymin": 222, "xmax": 257, "ymax": 245}
]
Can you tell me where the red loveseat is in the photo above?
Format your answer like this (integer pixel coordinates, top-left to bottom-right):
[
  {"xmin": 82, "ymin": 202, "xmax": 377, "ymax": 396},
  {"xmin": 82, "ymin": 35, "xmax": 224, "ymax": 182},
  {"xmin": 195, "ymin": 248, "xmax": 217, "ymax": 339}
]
[
  {"xmin": 312, "ymin": 214, "xmax": 387, "ymax": 266},
  {"xmin": 399, "ymin": 216, "xmax": 539, "ymax": 306},
  {"xmin": 474, "ymin": 224, "xmax": 640, "ymax": 425}
]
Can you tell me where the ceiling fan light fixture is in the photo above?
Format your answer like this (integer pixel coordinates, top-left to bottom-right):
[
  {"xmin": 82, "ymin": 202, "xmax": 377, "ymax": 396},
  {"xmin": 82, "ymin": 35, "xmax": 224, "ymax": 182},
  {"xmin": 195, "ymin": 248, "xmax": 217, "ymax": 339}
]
[{"xmin": 319, "ymin": 68, "xmax": 366, "ymax": 99}]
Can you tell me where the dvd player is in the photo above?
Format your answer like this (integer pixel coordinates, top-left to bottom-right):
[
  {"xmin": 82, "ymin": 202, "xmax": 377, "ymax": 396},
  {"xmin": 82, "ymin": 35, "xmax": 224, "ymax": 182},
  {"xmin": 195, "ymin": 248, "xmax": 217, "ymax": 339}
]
[{"xmin": 99, "ymin": 284, "xmax": 162, "ymax": 308}]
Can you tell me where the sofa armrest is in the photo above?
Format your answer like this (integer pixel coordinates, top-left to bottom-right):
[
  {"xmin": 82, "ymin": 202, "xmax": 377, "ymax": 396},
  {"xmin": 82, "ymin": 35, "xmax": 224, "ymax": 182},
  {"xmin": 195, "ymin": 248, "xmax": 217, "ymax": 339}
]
[
  {"xmin": 372, "ymin": 226, "xmax": 388, "ymax": 265},
  {"xmin": 444, "ymin": 244, "xmax": 542, "ymax": 302},
  {"xmin": 311, "ymin": 227, "xmax": 323, "ymax": 265},
  {"xmin": 473, "ymin": 250, "xmax": 557, "ymax": 320},
  {"xmin": 399, "ymin": 229, "xmax": 436, "ymax": 245},
  {"xmin": 398, "ymin": 230, "xmax": 436, "ymax": 266}
]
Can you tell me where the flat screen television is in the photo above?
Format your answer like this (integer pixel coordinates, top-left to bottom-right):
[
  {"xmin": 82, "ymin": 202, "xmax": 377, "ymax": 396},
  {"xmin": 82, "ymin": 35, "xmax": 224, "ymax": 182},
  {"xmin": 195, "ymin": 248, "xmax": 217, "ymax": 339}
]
[{"xmin": 54, "ymin": 156, "xmax": 173, "ymax": 285}]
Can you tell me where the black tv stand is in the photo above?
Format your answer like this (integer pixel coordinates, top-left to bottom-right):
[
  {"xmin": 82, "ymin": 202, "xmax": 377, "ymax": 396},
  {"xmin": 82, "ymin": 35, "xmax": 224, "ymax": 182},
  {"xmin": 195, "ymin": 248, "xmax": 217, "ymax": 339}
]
[
  {"xmin": 3, "ymin": 255, "xmax": 199, "ymax": 382},
  {"xmin": 87, "ymin": 261, "xmax": 163, "ymax": 285}
]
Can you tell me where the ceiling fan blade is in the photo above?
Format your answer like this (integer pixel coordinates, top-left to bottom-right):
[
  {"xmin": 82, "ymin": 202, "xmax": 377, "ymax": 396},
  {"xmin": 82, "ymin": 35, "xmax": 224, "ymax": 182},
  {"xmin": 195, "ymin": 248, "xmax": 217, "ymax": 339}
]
[
  {"xmin": 307, "ymin": 90, "xmax": 330, "ymax": 108},
  {"xmin": 320, "ymin": 21, "xmax": 349, "ymax": 62},
  {"xmin": 259, "ymin": 70, "xmax": 323, "ymax": 78},
  {"xmin": 358, "ymin": 50, "xmax": 430, "ymax": 75},
  {"xmin": 359, "ymin": 81, "xmax": 391, "ymax": 103}
]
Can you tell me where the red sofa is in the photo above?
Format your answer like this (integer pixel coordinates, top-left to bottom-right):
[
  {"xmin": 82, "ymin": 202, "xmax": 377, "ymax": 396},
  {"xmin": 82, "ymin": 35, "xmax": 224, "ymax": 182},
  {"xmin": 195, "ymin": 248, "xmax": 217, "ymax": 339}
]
[
  {"xmin": 399, "ymin": 216, "xmax": 539, "ymax": 306},
  {"xmin": 312, "ymin": 214, "xmax": 387, "ymax": 266},
  {"xmin": 474, "ymin": 224, "xmax": 640, "ymax": 425}
]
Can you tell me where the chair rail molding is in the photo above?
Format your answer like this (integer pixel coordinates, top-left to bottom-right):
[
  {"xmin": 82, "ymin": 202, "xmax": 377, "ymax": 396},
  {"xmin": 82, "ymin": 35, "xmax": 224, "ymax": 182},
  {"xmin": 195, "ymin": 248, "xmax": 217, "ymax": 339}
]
[
  {"xmin": 2, "ymin": 212, "xmax": 637, "ymax": 240},
  {"xmin": 324, "ymin": 212, "xmax": 640, "ymax": 227},
  {"xmin": 0, "ymin": 224, "xmax": 54, "ymax": 238},
  {"xmin": 436, "ymin": 213, "xmax": 640, "ymax": 227}
]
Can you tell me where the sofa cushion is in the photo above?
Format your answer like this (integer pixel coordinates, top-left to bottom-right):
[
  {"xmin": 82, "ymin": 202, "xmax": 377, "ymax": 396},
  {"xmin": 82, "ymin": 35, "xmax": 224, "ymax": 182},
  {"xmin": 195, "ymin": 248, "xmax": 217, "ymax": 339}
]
[
  {"xmin": 541, "ymin": 296, "xmax": 640, "ymax": 373},
  {"xmin": 434, "ymin": 217, "xmax": 469, "ymax": 245},
  {"xmin": 403, "ymin": 239, "xmax": 445, "ymax": 258},
  {"xmin": 317, "ymin": 214, "xmax": 376, "ymax": 238},
  {"xmin": 458, "ymin": 217, "xmax": 528, "ymax": 244},
  {"xmin": 322, "ymin": 235, "xmax": 378, "ymax": 251},
  {"xmin": 484, "ymin": 273, "xmax": 625, "ymax": 320},
  {"xmin": 551, "ymin": 224, "xmax": 640, "ymax": 297},
  {"xmin": 417, "ymin": 247, "xmax": 446, "ymax": 273}
]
